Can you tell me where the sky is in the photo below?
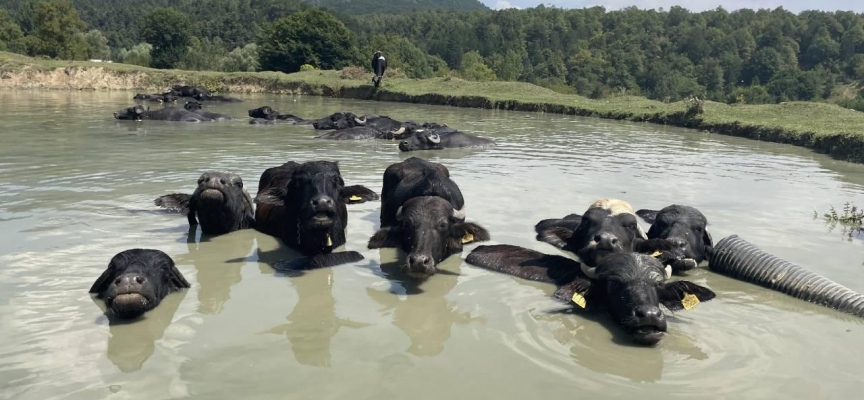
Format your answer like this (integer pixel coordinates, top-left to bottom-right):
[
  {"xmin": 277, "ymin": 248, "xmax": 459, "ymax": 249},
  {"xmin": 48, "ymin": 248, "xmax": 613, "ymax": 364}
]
[{"xmin": 482, "ymin": 0, "xmax": 864, "ymax": 13}]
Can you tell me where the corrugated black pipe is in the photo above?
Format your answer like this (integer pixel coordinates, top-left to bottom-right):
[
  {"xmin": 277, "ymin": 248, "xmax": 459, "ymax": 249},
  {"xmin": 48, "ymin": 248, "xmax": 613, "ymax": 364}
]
[{"xmin": 708, "ymin": 235, "xmax": 864, "ymax": 318}]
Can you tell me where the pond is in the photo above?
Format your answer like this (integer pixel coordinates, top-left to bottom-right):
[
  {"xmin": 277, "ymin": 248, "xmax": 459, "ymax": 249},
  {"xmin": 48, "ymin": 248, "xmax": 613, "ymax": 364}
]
[{"xmin": 0, "ymin": 90, "xmax": 863, "ymax": 399}]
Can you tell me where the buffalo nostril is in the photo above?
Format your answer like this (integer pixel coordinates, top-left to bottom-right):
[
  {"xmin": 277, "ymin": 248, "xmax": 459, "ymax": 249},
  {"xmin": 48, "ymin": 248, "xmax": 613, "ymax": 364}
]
[
  {"xmin": 219, "ymin": 179, "xmax": 226, "ymax": 185},
  {"xmin": 114, "ymin": 277, "xmax": 122, "ymax": 285},
  {"xmin": 135, "ymin": 276, "xmax": 145, "ymax": 284},
  {"xmin": 611, "ymin": 237, "xmax": 619, "ymax": 245},
  {"xmin": 634, "ymin": 306, "xmax": 661, "ymax": 319},
  {"xmin": 593, "ymin": 235, "xmax": 602, "ymax": 242}
]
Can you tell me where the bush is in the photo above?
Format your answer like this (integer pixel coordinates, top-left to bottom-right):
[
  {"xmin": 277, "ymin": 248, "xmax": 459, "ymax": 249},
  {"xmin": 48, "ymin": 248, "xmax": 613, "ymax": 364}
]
[
  {"xmin": 219, "ymin": 44, "xmax": 259, "ymax": 72},
  {"xmin": 459, "ymin": 51, "xmax": 497, "ymax": 82},
  {"xmin": 118, "ymin": 43, "xmax": 152, "ymax": 67},
  {"xmin": 684, "ymin": 95, "xmax": 705, "ymax": 118},
  {"xmin": 299, "ymin": 64, "xmax": 316, "ymax": 72}
]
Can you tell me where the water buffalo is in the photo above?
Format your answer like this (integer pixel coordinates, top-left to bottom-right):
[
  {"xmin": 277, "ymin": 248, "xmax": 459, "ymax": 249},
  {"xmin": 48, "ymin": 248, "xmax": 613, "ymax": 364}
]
[
  {"xmin": 113, "ymin": 105, "xmax": 212, "ymax": 122},
  {"xmin": 398, "ymin": 128, "xmax": 494, "ymax": 152},
  {"xmin": 169, "ymin": 85, "xmax": 209, "ymax": 98},
  {"xmin": 194, "ymin": 93, "xmax": 243, "ymax": 102},
  {"xmin": 133, "ymin": 93, "xmax": 178, "ymax": 103},
  {"xmin": 636, "ymin": 205, "xmax": 712, "ymax": 273},
  {"xmin": 254, "ymin": 161, "xmax": 379, "ymax": 270},
  {"xmin": 248, "ymin": 106, "xmax": 303, "ymax": 123},
  {"xmin": 368, "ymin": 158, "xmax": 488, "ymax": 278},
  {"xmin": 372, "ymin": 51, "xmax": 387, "ymax": 87},
  {"xmin": 90, "ymin": 249, "xmax": 191, "ymax": 320},
  {"xmin": 155, "ymin": 172, "xmax": 255, "ymax": 235},
  {"xmin": 315, "ymin": 126, "xmax": 384, "ymax": 140},
  {"xmin": 466, "ymin": 245, "xmax": 715, "ymax": 345},
  {"xmin": 314, "ymin": 117, "xmax": 424, "ymax": 140},
  {"xmin": 534, "ymin": 199, "xmax": 688, "ymax": 277},
  {"xmin": 184, "ymin": 101, "xmax": 233, "ymax": 121}
]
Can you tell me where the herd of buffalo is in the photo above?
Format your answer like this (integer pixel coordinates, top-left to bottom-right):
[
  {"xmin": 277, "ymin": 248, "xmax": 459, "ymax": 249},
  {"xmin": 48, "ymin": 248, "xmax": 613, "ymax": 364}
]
[
  {"xmin": 115, "ymin": 84, "xmax": 494, "ymax": 152},
  {"xmin": 92, "ymin": 82, "xmax": 861, "ymax": 349},
  {"xmin": 95, "ymin": 91, "xmax": 723, "ymax": 346}
]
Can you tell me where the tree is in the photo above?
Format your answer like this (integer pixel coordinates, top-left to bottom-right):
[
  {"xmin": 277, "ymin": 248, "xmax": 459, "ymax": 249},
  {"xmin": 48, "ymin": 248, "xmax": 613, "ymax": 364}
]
[
  {"xmin": 0, "ymin": 9, "xmax": 24, "ymax": 52},
  {"xmin": 137, "ymin": 8, "xmax": 193, "ymax": 69},
  {"xmin": 362, "ymin": 34, "xmax": 445, "ymax": 79},
  {"xmin": 487, "ymin": 49, "xmax": 524, "ymax": 81},
  {"xmin": 257, "ymin": 9, "xmax": 357, "ymax": 73},
  {"xmin": 118, "ymin": 43, "xmax": 152, "ymax": 67},
  {"xmin": 179, "ymin": 37, "xmax": 228, "ymax": 71},
  {"xmin": 28, "ymin": 0, "xmax": 88, "ymax": 59},
  {"xmin": 459, "ymin": 51, "xmax": 496, "ymax": 81},
  {"xmin": 80, "ymin": 30, "xmax": 110, "ymax": 60},
  {"xmin": 220, "ymin": 44, "xmax": 260, "ymax": 72}
]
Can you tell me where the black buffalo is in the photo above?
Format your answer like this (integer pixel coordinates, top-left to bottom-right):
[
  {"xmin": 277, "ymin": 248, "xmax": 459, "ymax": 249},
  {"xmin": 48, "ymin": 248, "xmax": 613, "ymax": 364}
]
[
  {"xmin": 313, "ymin": 116, "xmax": 416, "ymax": 140},
  {"xmin": 155, "ymin": 172, "xmax": 255, "ymax": 235},
  {"xmin": 466, "ymin": 246, "xmax": 715, "ymax": 345},
  {"xmin": 133, "ymin": 93, "xmax": 178, "ymax": 103},
  {"xmin": 193, "ymin": 93, "xmax": 243, "ymax": 102},
  {"xmin": 184, "ymin": 101, "xmax": 233, "ymax": 121},
  {"xmin": 248, "ymin": 106, "xmax": 304, "ymax": 123},
  {"xmin": 372, "ymin": 51, "xmax": 387, "ymax": 87},
  {"xmin": 90, "ymin": 249, "xmax": 191, "ymax": 319},
  {"xmin": 254, "ymin": 161, "xmax": 379, "ymax": 269},
  {"xmin": 636, "ymin": 205, "xmax": 713, "ymax": 273},
  {"xmin": 368, "ymin": 158, "xmax": 488, "ymax": 278},
  {"xmin": 114, "ymin": 105, "xmax": 212, "ymax": 122},
  {"xmin": 398, "ymin": 128, "xmax": 494, "ymax": 152},
  {"xmin": 169, "ymin": 85, "xmax": 210, "ymax": 98},
  {"xmin": 534, "ymin": 199, "xmax": 688, "ymax": 277}
]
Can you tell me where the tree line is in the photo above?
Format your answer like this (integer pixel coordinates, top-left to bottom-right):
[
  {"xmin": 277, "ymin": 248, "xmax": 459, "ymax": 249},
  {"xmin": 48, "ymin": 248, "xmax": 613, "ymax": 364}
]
[{"xmin": 1, "ymin": 0, "xmax": 864, "ymax": 106}]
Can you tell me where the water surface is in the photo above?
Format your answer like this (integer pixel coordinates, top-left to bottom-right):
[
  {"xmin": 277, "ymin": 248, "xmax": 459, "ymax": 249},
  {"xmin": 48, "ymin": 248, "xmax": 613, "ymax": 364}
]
[{"xmin": 1, "ymin": 91, "xmax": 863, "ymax": 399}]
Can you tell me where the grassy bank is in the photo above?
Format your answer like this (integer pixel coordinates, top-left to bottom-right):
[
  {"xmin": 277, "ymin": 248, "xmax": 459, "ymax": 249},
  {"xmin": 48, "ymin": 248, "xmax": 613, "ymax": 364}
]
[{"xmin": 3, "ymin": 51, "xmax": 864, "ymax": 163}]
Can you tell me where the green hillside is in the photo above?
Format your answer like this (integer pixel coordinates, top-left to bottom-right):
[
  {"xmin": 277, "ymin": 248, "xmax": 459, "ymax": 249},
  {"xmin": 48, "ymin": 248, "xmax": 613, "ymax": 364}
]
[{"xmin": 304, "ymin": 0, "xmax": 488, "ymax": 14}]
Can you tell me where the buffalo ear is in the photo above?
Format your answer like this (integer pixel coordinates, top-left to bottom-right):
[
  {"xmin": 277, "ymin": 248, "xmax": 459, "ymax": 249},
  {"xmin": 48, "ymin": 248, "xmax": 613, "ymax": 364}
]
[
  {"xmin": 453, "ymin": 222, "xmax": 490, "ymax": 244},
  {"xmin": 89, "ymin": 263, "xmax": 119, "ymax": 295},
  {"xmin": 658, "ymin": 281, "xmax": 716, "ymax": 311},
  {"xmin": 703, "ymin": 229, "xmax": 713, "ymax": 248},
  {"xmin": 636, "ymin": 209, "xmax": 659, "ymax": 224},
  {"xmin": 536, "ymin": 226, "xmax": 573, "ymax": 249},
  {"xmin": 553, "ymin": 278, "xmax": 594, "ymax": 309},
  {"xmin": 165, "ymin": 259, "xmax": 191, "ymax": 291},
  {"xmin": 341, "ymin": 185, "xmax": 379, "ymax": 204},
  {"xmin": 367, "ymin": 227, "xmax": 402, "ymax": 249},
  {"xmin": 254, "ymin": 187, "xmax": 287, "ymax": 206},
  {"xmin": 154, "ymin": 193, "xmax": 192, "ymax": 214}
]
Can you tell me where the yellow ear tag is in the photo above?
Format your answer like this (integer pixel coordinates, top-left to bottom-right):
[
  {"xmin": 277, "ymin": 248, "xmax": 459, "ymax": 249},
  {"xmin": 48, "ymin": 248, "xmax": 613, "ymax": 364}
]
[
  {"xmin": 681, "ymin": 293, "xmax": 700, "ymax": 310},
  {"xmin": 650, "ymin": 250, "xmax": 662, "ymax": 258},
  {"xmin": 325, "ymin": 235, "xmax": 333, "ymax": 247},
  {"xmin": 349, "ymin": 195, "xmax": 362, "ymax": 201},
  {"xmin": 571, "ymin": 292, "xmax": 587, "ymax": 309},
  {"xmin": 461, "ymin": 233, "xmax": 474, "ymax": 244}
]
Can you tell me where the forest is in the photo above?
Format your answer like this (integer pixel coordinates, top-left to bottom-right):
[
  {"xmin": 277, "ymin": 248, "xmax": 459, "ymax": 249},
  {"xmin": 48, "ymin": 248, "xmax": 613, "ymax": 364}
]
[{"xmin": 1, "ymin": 0, "xmax": 864, "ymax": 108}]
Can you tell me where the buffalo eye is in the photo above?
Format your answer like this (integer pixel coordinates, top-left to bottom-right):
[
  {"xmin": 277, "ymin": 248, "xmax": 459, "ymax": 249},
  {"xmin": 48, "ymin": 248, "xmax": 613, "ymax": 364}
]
[
  {"xmin": 234, "ymin": 180, "xmax": 243, "ymax": 188},
  {"xmin": 437, "ymin": 220, "xmax": 448, "ymax": 230},
  {"xmin": 627, "ymin": 223, "xmax": 638, "ymax": 231}
]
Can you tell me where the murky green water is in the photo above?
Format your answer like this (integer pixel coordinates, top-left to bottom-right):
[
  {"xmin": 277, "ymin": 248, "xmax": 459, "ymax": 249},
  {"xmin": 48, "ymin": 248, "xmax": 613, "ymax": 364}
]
[{"xmin": 1, "ymin": 91, "xmax": 863, "ymax": 399}]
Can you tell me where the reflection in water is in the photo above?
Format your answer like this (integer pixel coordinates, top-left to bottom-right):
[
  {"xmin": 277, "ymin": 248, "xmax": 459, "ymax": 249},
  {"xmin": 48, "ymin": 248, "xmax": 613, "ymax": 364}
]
[
  {"xmin": 369, "ymin": 251, "xmax": 485, "ymax": 357},
  {"xmin": 176, "ymin": 229, "xmax": 256, "ymax": 315},
  {"xmin": 539, "ymin": 310, "xmax": 707, "ymax": 383},
  {"xmin": 263, "ymin": 269, "xmax": 368, "ymax": 367},
  {"xmin": 97, "ymin": 291, "xmax": 187, "ymax": 373}
]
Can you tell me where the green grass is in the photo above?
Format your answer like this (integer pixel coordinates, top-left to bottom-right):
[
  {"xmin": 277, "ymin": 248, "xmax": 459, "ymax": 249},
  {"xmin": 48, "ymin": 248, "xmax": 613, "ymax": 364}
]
[{"xmin": 3, "ymin": 51, "xmax": 864, "ymax": 163}]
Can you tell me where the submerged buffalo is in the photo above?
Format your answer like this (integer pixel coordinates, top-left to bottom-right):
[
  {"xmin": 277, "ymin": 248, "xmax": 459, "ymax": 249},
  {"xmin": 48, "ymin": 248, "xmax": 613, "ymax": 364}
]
[
  {"xmin": 398, "ymin": 128, "xmax": 494, "ymax": 152},
  {"xmin": 90, "ymin": 249, "xmax": 191, "ymax": 320},
  {"xmin": 368, "ymin": 158, "xmax": 489, "ymax": 278},
  {"xmin": 248, "ymin": 106, "xmax": 304, "ymax": 123},
  {"xmin": 467, "ymin": 246, "xmax": 715, "ymax": 345},
  {"xmin": 636, "ymin": 205, "xmax": 713, "ymax": 273},
  {"xmin": 155, "ymin": 172, "xmax": 255, "ymax": 235},
  {"xmin": 184, "ymin": 101, "xmax": 233, "ymax": 121},
  {"xmin": 114, "ymin": 105, "xmax": 212, "ymax": 122},
  {"xmin": 254, "ymin": 161, "xmax": 379, "ymax": 270},
  {"xmin": 372, "ymin": 51, "xmax": 387, "ymax": 87},
  {"xmin": 133, "ymin": 93, "xmax": 178, "ymax": 103},
  {"xmin": 194, "ymin": 93, "xmax": 243, "ymax": 102},
  {"xmin": 169, "ymin": 85, "xmax": 209, "ymax": 98},
  {"xmin": 535, "ymin": 199, "xmax": 688, "ymax": 277}
]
